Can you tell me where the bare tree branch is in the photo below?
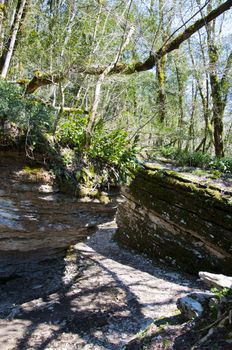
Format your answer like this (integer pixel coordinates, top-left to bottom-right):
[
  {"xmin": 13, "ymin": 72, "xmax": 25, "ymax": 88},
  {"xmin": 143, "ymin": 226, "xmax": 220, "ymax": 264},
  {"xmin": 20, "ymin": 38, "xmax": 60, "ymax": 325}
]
[
  {"xmin": 75, "ymin": 0, "xmax": 232, "ymax": 75},
  {"xmin": 25, "ymin": 0, "xmax": 232, "ymax": 93}
]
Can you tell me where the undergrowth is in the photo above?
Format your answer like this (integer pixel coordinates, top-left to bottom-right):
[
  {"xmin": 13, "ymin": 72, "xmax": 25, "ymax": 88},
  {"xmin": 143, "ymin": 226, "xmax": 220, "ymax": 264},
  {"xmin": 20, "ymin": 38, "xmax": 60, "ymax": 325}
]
[
  {"xmin": 156, "ymin": 147, "xmax": 232, "ymax": 175},
  {"xmin": 0, "ymin": 80, "xmax": 140, "ymax": 192}
]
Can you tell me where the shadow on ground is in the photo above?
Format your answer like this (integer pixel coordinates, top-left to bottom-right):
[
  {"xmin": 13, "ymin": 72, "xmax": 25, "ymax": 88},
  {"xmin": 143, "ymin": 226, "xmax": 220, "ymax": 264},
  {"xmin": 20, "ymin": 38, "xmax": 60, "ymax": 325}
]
[{"xmin": 0, "ymin": 223, "xmax": 202, "ymax": 350}]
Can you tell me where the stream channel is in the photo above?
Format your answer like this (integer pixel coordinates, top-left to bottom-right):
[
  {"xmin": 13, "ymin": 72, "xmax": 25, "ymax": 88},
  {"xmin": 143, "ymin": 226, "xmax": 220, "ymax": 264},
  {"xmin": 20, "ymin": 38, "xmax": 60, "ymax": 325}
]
[{"xmin": 0, "ymin": 152, "xmax": 202, "ymax": 349}]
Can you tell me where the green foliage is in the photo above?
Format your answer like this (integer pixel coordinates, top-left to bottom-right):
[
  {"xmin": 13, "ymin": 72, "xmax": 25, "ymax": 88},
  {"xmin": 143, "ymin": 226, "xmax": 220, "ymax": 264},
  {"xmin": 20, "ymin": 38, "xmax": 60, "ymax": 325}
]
[
  {"xmin": 0, "ymin": 79, "xmax": 54, "ymax": 148},
  {"xmin": 0, "ymin": 80, "xmax": 24, "ymax": 121},
  {"xmin": 89, "ymin": 124, "xmax": 140, "ymax": 183},
  {"xmin": 57, "ymin": 113, "xmax": 88, "ymax": 150},
  {"xmin": 90, "ymin": 124, "xmax": 136, "ymax": 162},
  {"xmin": 211, "ymin": 287, "xmax": 232, "ymax": 299},
  {"xmin": 23, "ymin": 165, "xmax": 42, "ymax": 174},
  {"xmin": 177, "ymin": 151, "xmax": 212, "ymax": 168},
  {"xmin": 57, "ymin": 116, "xmax": 140, "ymax": 184},
  {"xmin": 209, "ymin": 157, "xmax": 232, "ymax": 174},
  {"xmin": 157, "ymin": 147, "xmax": 232, "ymax": 174}
]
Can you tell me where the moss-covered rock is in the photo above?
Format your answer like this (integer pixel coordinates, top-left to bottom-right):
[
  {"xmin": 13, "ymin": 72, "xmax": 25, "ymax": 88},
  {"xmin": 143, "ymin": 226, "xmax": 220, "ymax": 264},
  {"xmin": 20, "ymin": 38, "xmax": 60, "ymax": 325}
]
[{"xmin": 115, "ymin": 163, "xmax": 232, "ymax": 275}]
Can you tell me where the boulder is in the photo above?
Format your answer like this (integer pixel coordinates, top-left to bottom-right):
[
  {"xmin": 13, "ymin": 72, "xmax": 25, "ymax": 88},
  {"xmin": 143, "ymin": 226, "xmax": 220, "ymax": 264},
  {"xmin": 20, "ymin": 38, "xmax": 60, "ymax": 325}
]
[
  {"xmin": 177, "ymin": 292, "xmax": 214, "ymax": 319},
  {"xmin": 199, "ymin": 271, "xmax": 232, "ymax": 289}
]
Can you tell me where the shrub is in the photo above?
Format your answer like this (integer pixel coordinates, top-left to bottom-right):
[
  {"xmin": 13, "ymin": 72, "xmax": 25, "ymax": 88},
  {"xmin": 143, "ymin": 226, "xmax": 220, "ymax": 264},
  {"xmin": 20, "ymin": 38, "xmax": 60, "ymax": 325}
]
[
  {"xmin": 56, "ymin": 112, "xmax": 87, "ymax": 150},
  {"xmin": 57, "ymin": 114, "xmax": 139, "ymax": 183},
  {"xmin": 209, "ymin": 157, "xmax": 232, "ymax": 174},
  {"xmin": 0, "ymin": 79, "xmax": 53, "ymax": 148},
  {"xmin": 89, "ymin": 124, "xmax": 139, "ymax": 183},
  {"xmin": 157, "ymin": 147, "xmax": 232, "ymax": 174}
]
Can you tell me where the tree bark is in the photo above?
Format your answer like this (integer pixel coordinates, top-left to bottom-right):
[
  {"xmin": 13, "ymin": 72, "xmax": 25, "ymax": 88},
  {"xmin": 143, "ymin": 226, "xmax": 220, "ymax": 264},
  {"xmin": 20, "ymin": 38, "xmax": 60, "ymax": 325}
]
[
  {"xmin": 186, "ymin": 82, "xmax": 197, "ymax": 151},
  {"xmin": 206, "ymin": 2, "xmax": 232, "ymax": 157},
  {"xmin": 175, "ymin": 57, "xmax": 185, "ymax": 150},
  {"xmin": 187, "ymin": 38, "xmax": 213, "ymax": 152},
  {"xmin": 0, "ymin": 0, "xmax": 6, "ymax": 54},
  {"xmin": 0, "ymin": 0, "xmax": 28, "ymax": 78},
  {"xmin": 156, "ymin": 0, "xmax": 167, "ymax": 124}
]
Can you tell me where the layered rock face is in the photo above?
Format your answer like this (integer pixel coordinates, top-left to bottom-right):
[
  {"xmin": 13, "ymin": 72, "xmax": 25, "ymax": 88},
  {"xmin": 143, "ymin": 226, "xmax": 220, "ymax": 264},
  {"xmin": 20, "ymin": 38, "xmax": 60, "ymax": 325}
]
[
  {"xmin": 0, "ymin": 152, "xmax": 115, "ymax": 278},
  {"xmin": 115, "ymin": 163, "xmax": 232, "ymax": 274}
]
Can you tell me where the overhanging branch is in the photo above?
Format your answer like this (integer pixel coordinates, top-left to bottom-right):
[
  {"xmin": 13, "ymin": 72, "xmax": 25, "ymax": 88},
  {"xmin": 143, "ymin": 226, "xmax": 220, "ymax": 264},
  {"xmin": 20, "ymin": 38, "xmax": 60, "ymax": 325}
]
[
  {"xmin": 25, "ymin": 0, "xmax": 232, "ymax": 93},
  {"xmin": 25, "ymin": 72, "xmax": 63, "ymax": 94}
]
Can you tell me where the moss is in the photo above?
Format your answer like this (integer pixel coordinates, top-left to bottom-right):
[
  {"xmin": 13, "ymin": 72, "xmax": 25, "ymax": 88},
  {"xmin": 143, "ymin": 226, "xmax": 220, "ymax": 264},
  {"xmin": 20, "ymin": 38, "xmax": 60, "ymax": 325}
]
[
  {"xmin": 124, "ymin": 62, "xmax": 137, "ymax": 74},
  {"xmin": 17, "ymin": 78, "xmax": 30, "ymax": 85},
  {"xmin": 144, "ymin": 162, "xmax": 163, "ymax": 171},
  {"xmin": 137, "ymin": 167, "xmax": 231, "ymax": 208},
  {"xmin": 23, "ymin": 165, "xmax": 42, "ymax": 174},
  {"xmin": 209, "ymin": 170, "xmax": 221, "ymax": 178},
  {"xmin": 99, "ymin": 194, "xmax": 110, "ymax": 204},
  {"xmin": 79, "ymin": 185, "xmax": 92, "ymax": 197},
  {"xmin": 192, "ymin": 169, "xmax": 209, "ymax": 176},
  {"xmin": 205, "ymin": 188, "xmax": 224, "ymax": 202},
  {"xmin": 0, "ymin": 3, "xmax": 6, "ymax": 11},
  {"xmin": 65, "ymin": 245, "xmax": 75, "ymax": 258},
  {"xmin": 34, "ymin": 70, "xmax": 50, "ymax": 78}
]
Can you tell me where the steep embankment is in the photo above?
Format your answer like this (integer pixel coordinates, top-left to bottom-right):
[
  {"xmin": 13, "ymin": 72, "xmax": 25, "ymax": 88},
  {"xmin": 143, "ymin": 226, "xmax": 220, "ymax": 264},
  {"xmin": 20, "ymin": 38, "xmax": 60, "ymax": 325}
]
[{"xmin": 115, "ymin": 162, "xmax": 232, "ymax": 274}]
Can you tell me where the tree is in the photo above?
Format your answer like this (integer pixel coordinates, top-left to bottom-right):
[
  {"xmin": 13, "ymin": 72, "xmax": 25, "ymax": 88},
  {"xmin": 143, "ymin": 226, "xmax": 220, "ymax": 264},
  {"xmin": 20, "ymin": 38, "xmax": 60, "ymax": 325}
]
[
  {"xmin": 24, "ymin": 0, "xmax": 232, "ymax": 92},
  {"xmin": 0, "ymin": 0, "xmax": 29, "ymax": 78},
  {"xmin": 205, "ymin": 1, "xmax": 232, "ymax": 156},
  {"xmin": 1, "ymin": 0, "xmax": 232, "ymax": 158}
]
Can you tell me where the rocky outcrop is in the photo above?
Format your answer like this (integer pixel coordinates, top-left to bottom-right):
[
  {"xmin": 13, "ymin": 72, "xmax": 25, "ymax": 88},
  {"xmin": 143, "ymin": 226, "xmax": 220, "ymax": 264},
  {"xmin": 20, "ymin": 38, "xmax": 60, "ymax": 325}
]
[
  {"xmin": 0, "ymin": 152, "xmax": 115, "ymax": 278},
  {"xmin": 115, "ymin": 162, "xmax": 232, "ymax": 274}
]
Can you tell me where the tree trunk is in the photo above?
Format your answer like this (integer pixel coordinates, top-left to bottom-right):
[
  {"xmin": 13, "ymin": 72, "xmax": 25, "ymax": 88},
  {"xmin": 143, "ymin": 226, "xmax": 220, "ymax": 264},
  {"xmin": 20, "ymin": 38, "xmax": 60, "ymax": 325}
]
[
  {"xmin": 85, "ymin": 23, "xmax": 135, "ymax": 147},
  {"xmin": 175, "ymin": 57, "xmax": 185, "ymax": 150},
  {"xmin": 0, "ymin": 0, "xmax": 28, "ymax": 78},
  {"xmin": 186, "ymin": 82, "xmax": 197, "ymax": 151},
  {"xmin": 210, "ymin": 71, "xmax": 225, "ymax": 157},
  {"xmin": 156, "ymin": 56, "xmax": 166, "ymax": 123},
  {"xmin": 156, "ymin": 0, "xmax": 167, "ymax": 124},
  {"xmin": 206, "ymin": 1, "xmax": 225, "ymax": 157},
  {"xmin": 0, "ymin": 0, "xmax": 6, "ymax": 54}
]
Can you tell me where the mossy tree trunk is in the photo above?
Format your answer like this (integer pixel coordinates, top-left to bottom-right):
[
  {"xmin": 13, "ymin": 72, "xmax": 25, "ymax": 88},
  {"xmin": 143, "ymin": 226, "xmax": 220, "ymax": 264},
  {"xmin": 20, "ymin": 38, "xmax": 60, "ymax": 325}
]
[
  {"xmin": 174, "ymin": 55, "xmax": 185, "ymax": 150},
  {"xmin": 156, "ymin": 0, "xmax": 167, "ymax": 124},
  {"xmin": 186, "ymin": 81, "xmax": 197, "ymax": 151},
  {"xmin": 156, "ymin": 55, "xmax": 166, "ymax": 124},
  {"xmin": 209, "ymin": 62, "xmax": 225, "ymax": 157},
  {"xmin": 206, "ymin": 1, "xmax": 232, "ymax": 157},
  {"xmin": 188, "ymin": 37, "xmax": 213, "ymax": 152},
  {"xmin": 209, "ymin": 48, "xmax": 232, "ymax": 157}
]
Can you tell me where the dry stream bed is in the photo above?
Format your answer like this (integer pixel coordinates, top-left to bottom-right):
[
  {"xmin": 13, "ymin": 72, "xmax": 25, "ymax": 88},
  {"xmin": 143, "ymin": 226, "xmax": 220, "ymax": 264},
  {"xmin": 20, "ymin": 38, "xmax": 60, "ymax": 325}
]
[{"xmin": 0, "ymin": 153, "xmax": 205, "ymax": 349}]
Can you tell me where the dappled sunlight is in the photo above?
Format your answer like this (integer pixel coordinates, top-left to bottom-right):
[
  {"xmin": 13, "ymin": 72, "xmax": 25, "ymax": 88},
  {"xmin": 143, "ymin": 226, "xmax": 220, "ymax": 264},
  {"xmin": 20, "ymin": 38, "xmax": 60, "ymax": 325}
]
[{"xmin": 0, "ymin": 221, "xmax": 202, "ymax": 350}]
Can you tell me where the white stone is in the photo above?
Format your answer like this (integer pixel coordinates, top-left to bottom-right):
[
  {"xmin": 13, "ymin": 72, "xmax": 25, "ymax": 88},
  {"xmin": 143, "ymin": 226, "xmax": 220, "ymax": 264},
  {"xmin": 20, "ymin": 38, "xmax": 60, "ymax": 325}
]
[{"xmin": 199, "ymin": 271, "xmax": 232, "ymax": 289}]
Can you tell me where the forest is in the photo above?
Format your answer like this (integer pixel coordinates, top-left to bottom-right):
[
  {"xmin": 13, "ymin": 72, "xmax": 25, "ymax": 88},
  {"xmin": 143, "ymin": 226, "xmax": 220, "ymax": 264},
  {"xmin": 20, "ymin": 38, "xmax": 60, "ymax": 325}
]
[
  {"xmin": 0, "ymin": 1, "xmax": 232, "ymax": 349},
  {"xmin": 0, "ymin": 0, "xmax": 231, "ymax": 189}
]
